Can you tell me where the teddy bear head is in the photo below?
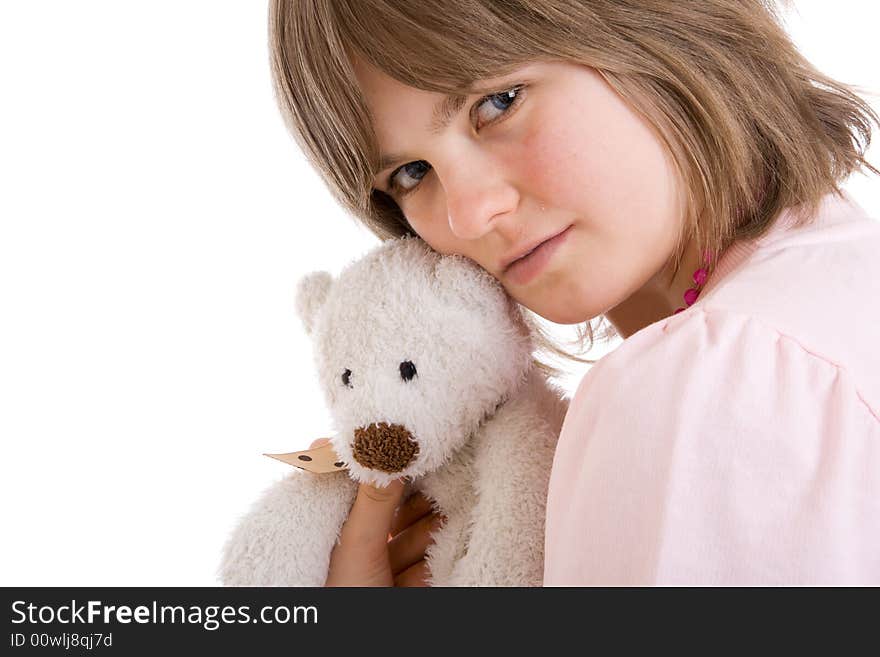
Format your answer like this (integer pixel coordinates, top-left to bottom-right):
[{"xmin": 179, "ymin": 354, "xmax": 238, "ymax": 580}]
[{"xmin": 294, "ymin": 235, "xmax": 535, "ymax": 487}]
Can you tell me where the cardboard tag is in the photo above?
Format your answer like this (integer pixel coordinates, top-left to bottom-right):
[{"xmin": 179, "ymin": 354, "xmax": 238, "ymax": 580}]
[{"xmin": 264, "ymin": 440, "xmax": 346, "ymax": 474}]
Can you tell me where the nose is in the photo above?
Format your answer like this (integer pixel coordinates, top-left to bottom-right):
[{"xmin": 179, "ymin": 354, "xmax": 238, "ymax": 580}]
[
  {"xmin": 352, "ymin": 422, "xmax": 419, "ymax": 473},
  {"xmin": 442, "ymin": 158, "xmax": 519, "ymax": 241}
]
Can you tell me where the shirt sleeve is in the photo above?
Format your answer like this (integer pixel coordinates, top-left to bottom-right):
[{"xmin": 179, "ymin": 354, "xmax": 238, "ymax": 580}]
[{"xmin": 543, "ymin": 307, "xmax": 880, "ymax": 585}]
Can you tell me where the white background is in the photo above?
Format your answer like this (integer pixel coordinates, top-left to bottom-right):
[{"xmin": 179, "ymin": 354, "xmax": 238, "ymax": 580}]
[{"xmin": 1, "ymin": 1, "xmax": 877, "ymax": 585}]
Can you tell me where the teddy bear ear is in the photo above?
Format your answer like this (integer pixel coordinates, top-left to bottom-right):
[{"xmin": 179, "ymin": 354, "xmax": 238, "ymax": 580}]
[
  {"xmin": 432, "ymin": 253, "xmax": 493, "ymax": 302},
  {"xmin": 294, "ymin": 271, "xmax": 334, "ymax": 336},
  {"xmin": 432, "ymin": 252, "xmax": 471, "ymax": 282}
]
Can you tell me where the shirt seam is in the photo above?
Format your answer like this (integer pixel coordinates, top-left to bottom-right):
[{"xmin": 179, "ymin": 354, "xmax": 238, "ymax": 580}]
[{"xmin": 692, "ymin": 306, "xmax": 880, "ymax": 425}]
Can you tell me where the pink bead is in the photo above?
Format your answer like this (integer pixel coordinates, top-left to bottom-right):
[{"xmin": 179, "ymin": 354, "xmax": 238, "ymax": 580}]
[
  {"xmin": 673, "ymin": 307, "xmax": 685, "ymax": 314},
  {"xmin": 683, "ymin": 287, "xmax": 700, "ymax": 305},
  {"xmin": 693, "ymin": 267, "xmax": 708, "ymax": 286}
]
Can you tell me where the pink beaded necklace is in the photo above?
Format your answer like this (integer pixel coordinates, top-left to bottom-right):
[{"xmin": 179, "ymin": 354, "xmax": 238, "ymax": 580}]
[{"xmin": 672, "ymin": 249, "xmax": 713, "ymax": 314}]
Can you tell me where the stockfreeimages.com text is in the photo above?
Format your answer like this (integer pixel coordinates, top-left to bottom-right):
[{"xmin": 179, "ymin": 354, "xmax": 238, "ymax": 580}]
[{"xmin": 11, "ymin": 599, "xmax": 316, "ymax": 631}]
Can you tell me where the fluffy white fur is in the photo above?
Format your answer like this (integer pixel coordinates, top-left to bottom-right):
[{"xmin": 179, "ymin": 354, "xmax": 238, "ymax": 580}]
[{"xmin": 218, "ymin": 236, "xmax": 569, "ymax": 586}]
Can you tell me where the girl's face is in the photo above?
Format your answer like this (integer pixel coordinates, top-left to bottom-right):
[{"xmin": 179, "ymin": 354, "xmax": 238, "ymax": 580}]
[{"xmin": 357, "ymin": 58, "xmax": 685, "ymax": 324}]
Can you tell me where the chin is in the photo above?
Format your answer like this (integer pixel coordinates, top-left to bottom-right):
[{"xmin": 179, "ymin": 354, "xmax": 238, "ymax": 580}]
[
  {"xmin": 522, "ymin": 301, "xmax": 593, "ymax": 325},
  {"xmin": 545, "ymin": 310, "xmax": 593, "ymax": 325}
]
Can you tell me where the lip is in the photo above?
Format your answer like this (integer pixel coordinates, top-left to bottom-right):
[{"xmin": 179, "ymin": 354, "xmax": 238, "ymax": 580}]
[{"xmin": 503, "ymin": 224, "xmax": 573, "ymax": 286}]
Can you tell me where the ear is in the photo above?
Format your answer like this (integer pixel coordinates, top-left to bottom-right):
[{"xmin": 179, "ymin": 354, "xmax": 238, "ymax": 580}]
[{"xmin": 294, "ymin": 271, "xmax": 334, "ymax": 336}]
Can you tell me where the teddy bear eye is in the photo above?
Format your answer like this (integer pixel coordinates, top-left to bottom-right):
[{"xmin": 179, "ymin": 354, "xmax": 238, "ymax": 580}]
[
  {"xmin": 341, "ymin": 368, "xmax": 352, "ymax": 388},
  {"xmin": 399, "ymin": 360, "xmax": 417, "ymax": 382}
]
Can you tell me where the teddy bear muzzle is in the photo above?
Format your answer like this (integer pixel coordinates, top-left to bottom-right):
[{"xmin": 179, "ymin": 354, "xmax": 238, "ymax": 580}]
[{"xmin": 352, "ymin": 421, "xmax": 419, "ymax": 473}]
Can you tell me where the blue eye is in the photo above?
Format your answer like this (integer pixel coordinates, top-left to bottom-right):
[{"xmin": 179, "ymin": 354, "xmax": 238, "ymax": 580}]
[
  {"xmin": 386, "ymin": 85, "xmax": 526, "ymax": 198},
  {"xmin": 392, "ymin": 161, "xmax": 431, "ymax": 195},
  {"xmin": 476, "ymin": 89, "xmax": 519, "ymax": 122}
]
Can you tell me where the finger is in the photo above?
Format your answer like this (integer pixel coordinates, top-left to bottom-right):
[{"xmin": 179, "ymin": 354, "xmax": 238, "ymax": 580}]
[
  {"xmin": 340, "ymin": 479, "xmax": 406, "ymax": 548},
  {"xmin": 390, "ymin": 491, "xmax": 435, "ymax": 537},
  {"xmin": 393, "ymin": 559, "xmax": 430, "ymax": 587},
  {"xmin": 388, "ymin": 512, "xmax": 443, "ymax": 575},
  {"xmin": 309, "ymin": 437, "xmax": 330, "ymax": 449}
]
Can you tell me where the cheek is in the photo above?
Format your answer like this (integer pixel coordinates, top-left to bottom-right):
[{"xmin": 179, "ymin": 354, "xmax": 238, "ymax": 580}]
[
  {"xmin": 518, "ymin": 119, "xmax": 598, "ymax": 207},
  {"xmin": 396, "ymin": 191, "xmax": 453, "ymax": 253},
  {"xmin": 521, "ymin": 97, "xmax": 680, "ymax": 246},
  {"xmin": 516, "ymin": 98, "xmax": 630, "ymax": 229}
]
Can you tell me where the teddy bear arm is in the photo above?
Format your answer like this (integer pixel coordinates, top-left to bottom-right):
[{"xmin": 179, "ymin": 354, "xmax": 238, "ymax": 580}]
[
  {"xmin": 447, "ymin": 490, "xmax": 548, "ymax": 587},
  {"xmin": 217, "ymin": 470, "xmax": 358, "ymax": 586},
  {"xmin": 448, "ymin": 420, "xmax": 558, "ymax": 586}
]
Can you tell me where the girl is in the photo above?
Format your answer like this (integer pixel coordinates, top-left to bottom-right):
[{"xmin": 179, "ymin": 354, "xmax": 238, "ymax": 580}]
[{"xmin": 271, "ymin": 0, "xmax": 880, "ymax": 585}]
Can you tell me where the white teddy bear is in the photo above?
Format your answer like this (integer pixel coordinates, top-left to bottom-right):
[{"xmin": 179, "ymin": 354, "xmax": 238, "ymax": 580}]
[{"xmin": 218, "ymin": 235, "xmax": 569, "ymax": 586}]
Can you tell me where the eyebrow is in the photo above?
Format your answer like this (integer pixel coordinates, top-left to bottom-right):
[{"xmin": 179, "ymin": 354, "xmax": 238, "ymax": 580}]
[{"xmin": 375, "ymin": 93, "xmax": 469, "ymax": 175}]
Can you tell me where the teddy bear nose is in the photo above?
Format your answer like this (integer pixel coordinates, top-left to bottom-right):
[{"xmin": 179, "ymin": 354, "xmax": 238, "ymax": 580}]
[{"xmin": 352, "ymin": 421, "xmax": 419, "ymax": 473}]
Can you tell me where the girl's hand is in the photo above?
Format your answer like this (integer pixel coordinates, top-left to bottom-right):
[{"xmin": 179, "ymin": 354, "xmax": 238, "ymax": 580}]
[
  {"xmin": 388, "ymin": 487, "xmax": 444, "ymax": 586},
  {"xmin": 310, "ymin": 438, "xmax": 443, "ymax": 587}
]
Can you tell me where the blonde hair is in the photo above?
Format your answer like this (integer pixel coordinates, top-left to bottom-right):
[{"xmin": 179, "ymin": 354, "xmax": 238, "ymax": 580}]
[{"xmin": 268, "ymin": 0, "xmax": 879, "ymax": 379}]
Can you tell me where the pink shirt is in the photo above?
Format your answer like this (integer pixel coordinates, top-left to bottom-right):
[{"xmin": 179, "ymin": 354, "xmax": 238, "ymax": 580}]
[{"xmin": 544, "ymin": 190, "xmax": 880, "ymax": 585}]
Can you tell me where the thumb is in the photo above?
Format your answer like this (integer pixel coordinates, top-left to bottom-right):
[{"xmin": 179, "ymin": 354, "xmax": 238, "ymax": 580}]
[{"xmin": 342, "ymin": 479, "xmax": 406, "ymax": 546}]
